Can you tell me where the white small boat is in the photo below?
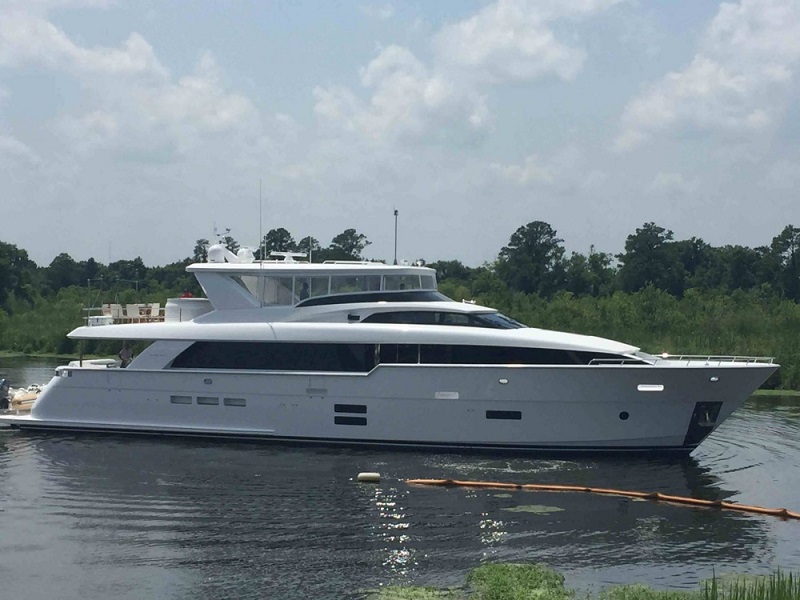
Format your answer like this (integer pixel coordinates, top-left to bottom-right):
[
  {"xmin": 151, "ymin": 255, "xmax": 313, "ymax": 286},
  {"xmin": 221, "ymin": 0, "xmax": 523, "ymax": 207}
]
[
  {"xmin": 0, "ymin": 245, "xmax": 778, "ymax": 453},
  {"xmin": 0, "ymin": 383, "xmax": 42, "ymax": 416}
]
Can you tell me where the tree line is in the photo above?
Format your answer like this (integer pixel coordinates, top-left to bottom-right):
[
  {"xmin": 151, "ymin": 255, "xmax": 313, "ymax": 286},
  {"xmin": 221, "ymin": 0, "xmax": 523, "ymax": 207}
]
[{"xmin": 1, "ymin": 221, "xmax": 799, "ymax": 388}]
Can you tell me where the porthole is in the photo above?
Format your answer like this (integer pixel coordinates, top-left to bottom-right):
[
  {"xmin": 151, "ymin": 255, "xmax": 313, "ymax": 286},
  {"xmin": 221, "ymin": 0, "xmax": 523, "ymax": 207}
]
[{"xmin": 619, "ymin": 411, "xmax": 629, "ymax": 421}]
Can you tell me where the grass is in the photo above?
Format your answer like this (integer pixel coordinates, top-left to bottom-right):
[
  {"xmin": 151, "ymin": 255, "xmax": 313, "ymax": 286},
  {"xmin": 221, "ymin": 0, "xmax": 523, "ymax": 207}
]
[
  {"xmin": 366, "ymin": 565, "xmax": 800, "ymax": 600},
  {"xmin": 753, "ymin": 389, "xmax": 800, "ymax": 397},
  {"xmin": 467, "ymin": 563, "xmax": 573, "ymax": 600},
  {"xmin": 705, "ymin": 571, "xmax": 800, "ymax": 600}
]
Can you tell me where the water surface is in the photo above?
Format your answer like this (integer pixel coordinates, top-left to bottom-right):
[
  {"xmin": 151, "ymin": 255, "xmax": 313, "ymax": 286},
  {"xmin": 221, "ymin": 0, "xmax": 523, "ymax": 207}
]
[{"xmin": 1, "ymin": 357, "xmax": 798, "ymax": 599}]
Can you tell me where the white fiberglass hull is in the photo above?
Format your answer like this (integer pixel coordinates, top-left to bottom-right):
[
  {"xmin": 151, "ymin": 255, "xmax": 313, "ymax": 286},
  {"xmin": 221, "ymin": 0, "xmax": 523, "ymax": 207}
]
[{"xmin": 0, "ymin": 361, "xmax": 776, "ymax": 453}]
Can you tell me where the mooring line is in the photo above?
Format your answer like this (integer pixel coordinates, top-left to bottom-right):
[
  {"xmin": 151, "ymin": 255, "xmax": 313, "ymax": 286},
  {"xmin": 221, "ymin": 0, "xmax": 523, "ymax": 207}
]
[{"xmin": 404, "ymin": 479, "xmax": 800, "ymax": 521}]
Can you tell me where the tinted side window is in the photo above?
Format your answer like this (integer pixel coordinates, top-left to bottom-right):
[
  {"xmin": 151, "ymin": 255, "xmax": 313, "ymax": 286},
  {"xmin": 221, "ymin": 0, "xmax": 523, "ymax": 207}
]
[
  {"xmin": 416, "ymin": 345, "xmax": 627, "ymax": 365},
  {"xmin": 378, "ymin": 344, "xmax": 419, "ymax": 364},
  {"xmin": 171, "ymin": 342, "xmax": 376, "ymax": 372},
  {"xmin": 365, "ymin": 311, "xmax": 437, "ymax": 325}
]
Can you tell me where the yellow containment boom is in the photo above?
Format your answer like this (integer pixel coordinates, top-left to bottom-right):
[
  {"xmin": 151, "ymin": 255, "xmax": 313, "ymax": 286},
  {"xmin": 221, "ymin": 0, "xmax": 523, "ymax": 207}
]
[{"xmin": 404, "ymin": 479, "xmax": 800, "ymax": 521}]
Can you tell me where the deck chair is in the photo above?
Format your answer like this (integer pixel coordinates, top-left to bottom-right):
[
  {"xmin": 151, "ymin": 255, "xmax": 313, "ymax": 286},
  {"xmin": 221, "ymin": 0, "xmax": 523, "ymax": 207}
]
[
  {"xmin": 109, "ymin": 304, "xmax": 123, "ymax": 322},
  {"xmin": 124, "ymin": 304, "xmax": 142, "ymax": 323},
  {"xmin": 148, "ymin": 303, "xmax": 161, "ymax": 321}
]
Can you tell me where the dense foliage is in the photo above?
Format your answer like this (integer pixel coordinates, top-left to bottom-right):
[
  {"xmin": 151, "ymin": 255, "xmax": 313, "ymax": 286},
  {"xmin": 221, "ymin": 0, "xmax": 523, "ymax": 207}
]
[{"xmin": 1, "ymin": 222, "xmax": 798, "ymax": 388}]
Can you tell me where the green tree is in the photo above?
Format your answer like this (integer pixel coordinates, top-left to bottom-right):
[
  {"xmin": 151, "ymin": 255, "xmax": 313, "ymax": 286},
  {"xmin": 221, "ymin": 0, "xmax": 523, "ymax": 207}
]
[
  {"xmin": 327, "ymin": 228, "xmax": 371, "ymax": 260},
  {"xmin": 257, "ymin": 228, "xmax": 297, "ymax": 259},
  {"xmin": 428, "ymin": 259, "xmax": 474, "ymax": 283},
  {"xmin": 708, "ymin": 245, "xmax": 762, "ymax": 292},
  {"xmin": 496, "ymin": 221, "xmax": 566, "ymax": 297},
  {"xmin": 674, "ymin": 237, "xmax": 712, "ymax": 289},
  {"xmin": 45, "ymin": 253, "xmax": 82, "ymax": 292},
  {"xmin": 78, "ymin": 257, "xmax": 104, "ymax": 286},
  {"xmin": 193, "ymin": 239, "xmax": 209, "ymax": 262},
  {"xmin": 617, "ymin": 222, "xmax": 685, "ymax": 295},
  {"xmin": 296, "ymin": 236, "xmax": 321, "ymax": 261},
  {"xmin": 0, "ymin": 241, "xmax": 37, "ymax": 310},
  {"xmin": 107, "ymin": 258, "xmax": 147, "ymax": 291},
  {"xmin": 770, "ymin": 225, "xmax": 800, "ymax": 300},
  {"xmin": 563, "ymin": 249, "xmax": 615, "ymax": 297}
]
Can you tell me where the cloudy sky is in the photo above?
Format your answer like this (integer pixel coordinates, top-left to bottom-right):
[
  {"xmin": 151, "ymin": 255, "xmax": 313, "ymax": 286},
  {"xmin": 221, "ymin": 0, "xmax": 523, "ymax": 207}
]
[{"xmin": 1, "ymin": 0, "xmax": 799, "ymax": 268}]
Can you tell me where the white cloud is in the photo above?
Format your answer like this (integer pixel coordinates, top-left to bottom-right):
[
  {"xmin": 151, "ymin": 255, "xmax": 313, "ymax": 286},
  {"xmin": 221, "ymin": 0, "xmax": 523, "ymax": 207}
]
[
  {"xmin": 360, "ymin": 3, "xmax": 394, "ymax": 21},
  {"xmin": 0, "ymin": 0, "xmax": 260, "ymax": 163},
  {"xmin": 3, "ymin": 0, "xmax": 111, "ymax": 12},
  {"xmin": 0, "ymin": 134, "xmax": 41, "ymax": 165},
  {"xmin": 314, "ymin": 45, "xmax": 489, "ymax": 143},
  {"xmin": 0, "ymin": 10, "xmax": 167, "ymax": 79},
  {"xmin": 140, "ymin": 52, "xmax": 255, "ymax": 134},
  {"xmin": 491, "ymin": 154, "xmax": 555, "ymax": 185},
  {"xmin": 763, "ymin": 158, "xmax": 800, "ymax": 190},
  {"xmin": 47, "ymin": 50, "xmax": 258, "ymax": 163},
  {"xmin": 648, "ymin": 171, "xmax": 698, "ymax": 196},
  {"xmin": 615, "ymin": 0, "xmax": 800, "ymax": 150},
  {"xmin": 315, "ymin": 0, "xmax": 623, "ymax": 144},
  {"xmin": 54, "ymin": 110, "xmax": 118, "ymax": 158},
  {"xmin": 433, "ymin": 0, "xmax": 587, "ymax": 83}
]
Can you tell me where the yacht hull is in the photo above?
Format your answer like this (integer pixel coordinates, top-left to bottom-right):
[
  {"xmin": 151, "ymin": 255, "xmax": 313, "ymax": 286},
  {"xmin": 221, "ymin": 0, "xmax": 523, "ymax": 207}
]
[{"xmin": 0, "ymin": 362, "xmax": 776, "ymax": 453}]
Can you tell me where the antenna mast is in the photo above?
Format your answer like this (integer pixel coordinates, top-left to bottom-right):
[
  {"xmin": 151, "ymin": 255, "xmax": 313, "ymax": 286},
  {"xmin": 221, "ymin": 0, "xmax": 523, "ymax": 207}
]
[
  {"xmin": 259, "ymin": 180, "xmax": 265, "ymax": 307},
  {"xmin": 393, "ymin": 208, "xmax": 398, "ymax": 265}
]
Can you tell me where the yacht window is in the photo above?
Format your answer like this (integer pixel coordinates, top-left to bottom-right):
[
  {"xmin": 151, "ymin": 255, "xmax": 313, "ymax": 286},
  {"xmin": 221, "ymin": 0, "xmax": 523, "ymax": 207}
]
[
  {"xmin": 378, "ymin": 344, "xmax": 419, "ymax": 364},
  {"xmin": 421, "ymin": 275, "xmax": 436, "ymax": 290},
  {"xmin": 310, "ymin": 276, "xmax": 330, "ymax": 298},
  {"xmin": 446, "ymin": 346, "xmax": 595, "ymax": 365},
  {"xmin": 171, "ymin": 342, "xmax": 377, "ymax": 372},
  {"xmin": 330, "ymin": 275, "xmax": 381, "ymax": 294},
  {"xmin": 262, "ymin": 276, "xmax": 294, "ymax": 305},
  {"xmin": 297, "ymin": 290, "xmax": 451, "ymax": 307},
  {"xmin": 470, "ymin": 313, "xmax": 527, "ymax": 329},
  {"xmin": 362, "ymin": 311, "xmax": 526, "ymax": 329},
  {"xmin": 231, "ymin": 275, "xmax": 259, "ymax": 298},
  {"xmin": 438, "ymin": 313, "xmax": 471, "ymax": 326},
  {"xmin": 294, "ymin": 277, "xmax": 328, "ymax": 303},
  {"xmin": 420, "ymin": 344, "xmax": 452, "ymax": 364},
  {"xmin": 366, "ymin": 311, "xmax": 437, "ymax": 325},
  {"xmin": 376, "ymin": 344, "xmax": 622, "ymax": 365},
  {"xmin": 230, "ymin": 275, "xmax": 294, "ymax": 305},
  {"xmin": 384, "ymin": 274, "xmax": 421, "ymax": 291}
]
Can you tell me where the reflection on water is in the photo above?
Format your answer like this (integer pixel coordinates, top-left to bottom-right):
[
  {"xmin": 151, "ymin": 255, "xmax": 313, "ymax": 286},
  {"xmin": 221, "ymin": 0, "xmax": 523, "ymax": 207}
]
[{"xmin": 1, "ymin": 358, "xmax": 799, "ymax": 599}]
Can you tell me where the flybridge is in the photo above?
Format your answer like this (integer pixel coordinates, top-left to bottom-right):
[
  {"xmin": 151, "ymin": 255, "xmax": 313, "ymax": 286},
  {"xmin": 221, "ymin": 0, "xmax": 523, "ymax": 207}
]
[{"xmin": 188, "ymin": 244, "xmax": 438, "ymax": 309}]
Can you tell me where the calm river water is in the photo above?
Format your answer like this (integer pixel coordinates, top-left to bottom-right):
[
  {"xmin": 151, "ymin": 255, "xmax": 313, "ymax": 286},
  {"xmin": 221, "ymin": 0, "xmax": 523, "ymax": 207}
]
[{"xmin": 1, "ymin": 357, "xmax": 799, "ymax": 599}]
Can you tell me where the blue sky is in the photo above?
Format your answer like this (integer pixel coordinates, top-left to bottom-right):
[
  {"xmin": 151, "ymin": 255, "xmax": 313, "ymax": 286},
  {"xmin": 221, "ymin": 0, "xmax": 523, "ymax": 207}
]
[{"xmin": 1, "ymin": 0, "xmax": 798, "ymax": 267}]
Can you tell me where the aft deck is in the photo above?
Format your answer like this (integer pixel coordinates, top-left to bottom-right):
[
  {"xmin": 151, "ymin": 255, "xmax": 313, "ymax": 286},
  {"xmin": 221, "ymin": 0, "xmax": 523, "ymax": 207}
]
[{"xmin": 85, "ymin": 303, "xmax": 165, "ymax": 325}]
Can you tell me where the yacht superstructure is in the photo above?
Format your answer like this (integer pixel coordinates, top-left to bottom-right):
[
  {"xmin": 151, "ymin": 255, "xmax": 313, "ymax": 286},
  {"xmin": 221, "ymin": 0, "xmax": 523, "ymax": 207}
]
[{"xmin": 0, "ymin": 245, "xmax": 778, "ymax": 452}]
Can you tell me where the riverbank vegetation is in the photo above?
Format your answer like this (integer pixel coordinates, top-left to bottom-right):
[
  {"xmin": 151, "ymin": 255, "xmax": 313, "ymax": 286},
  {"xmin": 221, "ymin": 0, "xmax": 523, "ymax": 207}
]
[
  {"xmin": 1, "ymin": 221, "xmax": 799, "ymax": 387},
  {"xmin": 367, "ymin": 563, "xmax": 800, "ymax": 600}
]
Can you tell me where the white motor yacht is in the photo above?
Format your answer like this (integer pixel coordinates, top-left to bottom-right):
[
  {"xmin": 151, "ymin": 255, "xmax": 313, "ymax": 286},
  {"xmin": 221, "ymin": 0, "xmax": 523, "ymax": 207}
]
[{"xmin": 0, "ymin": 245, "xmax": 779, "ymax": 453}]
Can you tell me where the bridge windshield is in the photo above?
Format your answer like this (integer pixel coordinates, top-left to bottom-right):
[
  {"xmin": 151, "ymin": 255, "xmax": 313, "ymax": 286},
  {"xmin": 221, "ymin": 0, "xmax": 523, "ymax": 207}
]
[{"xmin": 230, "ymin": 271, "xmax": 438, "ymax": 306}]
